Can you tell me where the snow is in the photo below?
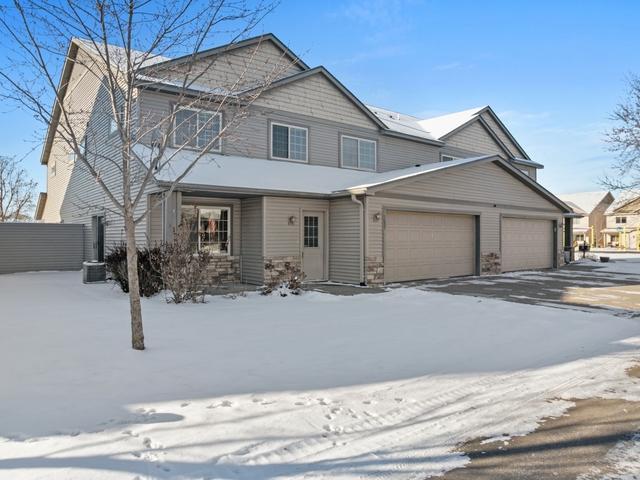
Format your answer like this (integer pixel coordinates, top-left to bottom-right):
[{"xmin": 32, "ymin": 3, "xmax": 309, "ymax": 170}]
[
  {"xmin": 134, "ymin": 143, "xmax": 493, "ymax": 195},
  {"xmin": 366, "ymin": 105, "xmax": 488, "ymax": 141},
  {"xmin": 559, "ymin": 191, "xmax": 611, "ymax": 215},
  {"xmin": 1, "ymin": 271, "xmax": 640, "ymax": 479},
  {"xmin": 573, "ymin": 254, "xmax": 640, "ymax": 275},
  {"xmin": 417, "ymin": 107, "xmax": 486, "ymax": 139}
]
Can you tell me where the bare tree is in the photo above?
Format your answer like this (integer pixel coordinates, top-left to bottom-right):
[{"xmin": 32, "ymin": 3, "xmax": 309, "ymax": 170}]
[
  {"xmin": 0, "ymin": 0, "xmax": 294, "ymax": 350},
  {"xmin": 604, "ymin": 74, "xmax": 640, "ymax": 191},
  {"xmin": 0, "ymin": 155, "xmax": 37, "ymax": 222}
]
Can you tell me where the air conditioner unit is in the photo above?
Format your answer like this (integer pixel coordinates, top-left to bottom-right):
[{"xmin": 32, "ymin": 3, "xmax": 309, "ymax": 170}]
[{"xmin": 83, "ymin": 261, "xmax": 106, "ymax": 283}]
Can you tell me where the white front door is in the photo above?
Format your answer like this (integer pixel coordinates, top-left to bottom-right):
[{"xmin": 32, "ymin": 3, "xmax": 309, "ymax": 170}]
[{"xmin": 302, "ymin": 211, "xmax": 325, "ymax": 280}]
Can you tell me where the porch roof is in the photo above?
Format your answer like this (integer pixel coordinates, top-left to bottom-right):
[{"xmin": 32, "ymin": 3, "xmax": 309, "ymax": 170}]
[{"xmin": 135, "ymin": 144, "xmax": 494, "ymax": 196}]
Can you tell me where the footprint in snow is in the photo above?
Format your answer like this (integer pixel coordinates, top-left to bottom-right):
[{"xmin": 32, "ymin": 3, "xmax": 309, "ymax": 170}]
[
  {"xmin": 317, "ymin": 398, "xmax": 330, "ymax": 406},
  {"xmin": 180, "ymin": 402, "xmax": 190, "ymax": 408},
  {"xmin": 394, "ymin": 397, "xmax": 404, "ymax": 403}
]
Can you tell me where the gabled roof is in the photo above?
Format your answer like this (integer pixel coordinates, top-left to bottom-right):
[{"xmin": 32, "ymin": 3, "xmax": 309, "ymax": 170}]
[
  {"xmin": 605, "ymin": 191, "xmax": 640, "ymax": 215},
  {"xmin": 419, "ymin": 106, "xmax": 531, "ymax": 160},
  {"xmin": 256, "ymin": 67, "xmax": 390, "ymax": 132},
  {"xmin": 133, "ymin": 144, "xmax": 571, "ymax": 211},
  {"xmin": 558, "ymin": 191, "xmax": 612, "ymax": 215},
  {"xmin": 417, "ymin": 106, "xmax": 486, "ymax": 139},
  {"xmin": 366, "ymin": 105, "xmax": 441, "ymax": 143},
  {"xmin": 140, "ymin": 33, "xmax": 309, "ymax": 73}
]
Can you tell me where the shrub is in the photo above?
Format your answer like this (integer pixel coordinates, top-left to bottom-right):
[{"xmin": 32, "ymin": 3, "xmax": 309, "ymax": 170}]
[
  {"xmin": 161, "ymin": 222, "xmax": 212, "ymax": 303},
  {"xmin": 262, "ymin": 262, "xmax": 305, "ymax": 296},
  {"xmin": 104, "ymin": 243, "xmax": 164, "ymax": 297}
]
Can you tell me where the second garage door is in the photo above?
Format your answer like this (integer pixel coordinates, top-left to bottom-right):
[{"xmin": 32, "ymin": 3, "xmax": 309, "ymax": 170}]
[
  {"xmin": 501, "ymin": 217, "xmax": 554, "ymax": 272},
  {"xmin": 384, "ymin": 211, "xmax": 476, "ymax": 282}
]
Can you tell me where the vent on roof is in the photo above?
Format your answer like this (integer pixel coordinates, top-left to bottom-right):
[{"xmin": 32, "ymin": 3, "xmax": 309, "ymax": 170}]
[{"xmin": 389, "ymin": 113, "xmax": 400, "ymax": 120}]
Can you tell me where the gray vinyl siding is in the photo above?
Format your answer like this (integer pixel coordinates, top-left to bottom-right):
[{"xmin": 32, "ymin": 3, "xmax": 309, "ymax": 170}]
[
  {"xmin": 329, "ymin": 197, "xmax": 362, "ymax": 283},
  {"xmin": 366, "ymin": 161, "xmax": 563, "ymax": 267},
  {"xmin": 377, "ymin": 135, "xmax": 440, "ymax": 171},
  {"xmin": 148, "ymin": 193, "xmax": 164, "ymax": 245},
  {"xmin": 44, "ymin": 48, "xmax": 153, "ymax": 259},
  {"xmin": 240, "ymin": 197, "xmax": 264, "ymax": 284},
  {"xmin": 480, "ymin": 112, "xmax": 523, "ymax": 158},
  {"xmin": 180, "ymin": 196, "xmax": 241, "ymax": 255},
  {"xmin": 153, "ymin": 40, "xmax": 303, "ymax": 92},
  {"xmin": 263, "ymin": 196, "xmax": 329, "ymax": 257},
  {"xmin": 444, "ymin": 121, "xmax": 507, "ymax": 157},
  {"xmin": 0, "ymin": 223, "xmax": 84, "ymax": 274},
  {"xmin": 254, "ymin": 74, "xmax": 379, "ymax": 130}
]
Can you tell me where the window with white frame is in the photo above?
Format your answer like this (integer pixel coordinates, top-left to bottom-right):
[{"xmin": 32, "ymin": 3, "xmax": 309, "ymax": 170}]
[
  {"xmin": 174, "ymin": 108, "xmax": 222, "ymax": 151},
  {"xmin": 616, "ymin": 216, "xmax": 627, "ymax": 224},
  {"xmin": 440, "ymin": 154, "xmax": 459, "ymax": 162},
  {"xmin": 271, "ymin": 122, "xmax": 308, "ymax": 162},
  {"xmin": 341, "ymin": 135, "xmax": 376, "ymax": 170},
  {"xmin": 181, "ymin": 205, "xmax": 230, "ymax": 254}
]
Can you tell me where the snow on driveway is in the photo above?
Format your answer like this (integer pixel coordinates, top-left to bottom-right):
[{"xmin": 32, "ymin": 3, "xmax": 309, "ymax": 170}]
[{"xmin": 1, "ymin": 271, "xmax": 639, "ymax": 479}]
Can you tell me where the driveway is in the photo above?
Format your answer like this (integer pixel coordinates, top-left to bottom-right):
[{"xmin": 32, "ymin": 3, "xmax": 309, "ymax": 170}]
[{"xmin": 415, "ymin": 258, "xmax": 640, "ymax": 315}]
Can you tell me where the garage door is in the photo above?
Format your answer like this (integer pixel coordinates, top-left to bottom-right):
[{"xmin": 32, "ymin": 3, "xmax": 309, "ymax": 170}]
[
  {"xmin": 501, "ymin": 217, "xmax": 554, "ymax": 272},
  {"xmin": 384, "ymin": 211, "xmax": 475, "ymax": 282}
]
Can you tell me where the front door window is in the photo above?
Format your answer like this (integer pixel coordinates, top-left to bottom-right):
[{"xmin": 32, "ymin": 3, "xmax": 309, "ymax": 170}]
[{"xmin": 304, "ymin": 215, "xmax": 319, "ymax": 248}]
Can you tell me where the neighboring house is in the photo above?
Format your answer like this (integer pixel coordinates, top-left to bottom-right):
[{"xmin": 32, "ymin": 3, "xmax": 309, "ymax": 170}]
[
  {"xmin": 558, "ymin": 191, "xmax": 614, "ymax": 247},
  {"xmin": 35, "ymin": 33, "xmax": 573, "ymax": 285},
  {"xmin": 602, "ymin": 192, "xmax": 640, "ymax": 250}
]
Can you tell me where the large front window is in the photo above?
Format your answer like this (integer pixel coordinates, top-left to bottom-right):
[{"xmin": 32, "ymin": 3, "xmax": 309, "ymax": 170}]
[
  {"xmin": 271, "ymin": 122, "xmax": 308, "ymax": 162},
  {"xmin": 181, "ymin": 205, "xmax": 230, "ymax": 254},
  {"xmin": 174, "ymin": 108, "xmax": 221, "ymax": 151}
]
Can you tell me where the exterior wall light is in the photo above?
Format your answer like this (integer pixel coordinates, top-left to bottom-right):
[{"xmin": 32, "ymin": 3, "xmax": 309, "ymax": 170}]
[
  {"xmin": 288, "ymin": 215, "xmax": 297, "ymax": 225},
  {"xmin": 373, "ymin": 212, "xmax": 381, "ymax": 222}
]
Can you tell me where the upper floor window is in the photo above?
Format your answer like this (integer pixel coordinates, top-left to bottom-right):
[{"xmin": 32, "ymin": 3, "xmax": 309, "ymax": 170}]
[
  {"xmin": 440, "ymin": 154, "xmax": 459, "ymax": 162},
  {"xmin": 271, "ymin": 122, "xmax": 308, "ymax": 162},
  {"xmin": 616, "ymin": 216, "xmax": 627, "ymax": 224},
  {"xmin": 341, "ymin": 135, "xmax": 376, "ymax": 171},
  {"xmin": 110, "ymin": 105, "xmax": 124, "ymax": 136},
  {"xmin": 174, "ymin": 107, "xmax": 221, "ymax": 151}
]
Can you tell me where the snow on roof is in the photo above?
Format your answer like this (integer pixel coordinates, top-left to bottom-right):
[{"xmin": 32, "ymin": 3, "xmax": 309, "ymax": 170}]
[
  {"xmin": 133, "ymin": 144, "xmax": 493, "ymax": 195},
  {"xmin": 605, "ymin": 190, "xmax": 640, "ymax": 215},
  {"xmin": 366, "ymin": 105, "xmax": 439, "ymax": 142},
  {"xmin": 417, "ymin": 106, "xmax": 487, "ymax": 139},
  {"xmin": 562, "ymin": 200, "xmax": 587, "ymax": 216},
  {"xmin": 74, "ymin": 38, "xmax": 171, "ymax": 70},
  {"xmin": 558, "ymin": 191, "xmax": 610, "ymax": 214},
  {"xmin": 366, "ymin": 105, "xmax": 488, "ymax": 141}
]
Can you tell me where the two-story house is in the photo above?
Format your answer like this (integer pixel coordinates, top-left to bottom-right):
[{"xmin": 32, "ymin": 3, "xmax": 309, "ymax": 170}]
[
  {"xmin": 558, "ymin": 191, "xmax": 614, "ymax": 247},
  {"xmin": 602, "ymin": 192, "xmax": 640, "ymax": 250},
  {"xmin": 35, "ymin": 34, "xmax": 573, "ymax": 285}
]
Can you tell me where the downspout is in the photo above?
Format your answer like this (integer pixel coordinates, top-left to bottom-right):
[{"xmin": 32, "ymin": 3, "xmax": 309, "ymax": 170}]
[{"xmin": 351, "ymin": 193, "xmax": 366, "ymax": 285}]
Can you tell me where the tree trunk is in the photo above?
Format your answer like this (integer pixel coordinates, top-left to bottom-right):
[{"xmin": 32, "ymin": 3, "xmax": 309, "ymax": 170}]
[{"xmin": 124, "ymin": 209, "xmax": 145, "ymax": 350}]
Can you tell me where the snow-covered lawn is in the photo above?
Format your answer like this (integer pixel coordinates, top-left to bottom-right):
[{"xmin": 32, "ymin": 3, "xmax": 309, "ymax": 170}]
[{"xmin": 1, "ymin": 270, "xmax": 640, "ymax": 479}]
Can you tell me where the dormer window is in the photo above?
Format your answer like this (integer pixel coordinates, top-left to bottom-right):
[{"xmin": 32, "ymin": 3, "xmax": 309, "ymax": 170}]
[
  {"xmin": 174, "ymin": 107, "xmax": 221, "ymax": 151},
  {"xmin": 341, "ymin": 135, "xmax": 376, "ymax": 171},
  {"xmin": 616, "ymin": 216, "xmax": 627, "ymax": 224},
  {"xmin": 271, "ymin": 122, "xmax": 308, "ymax": 162}
]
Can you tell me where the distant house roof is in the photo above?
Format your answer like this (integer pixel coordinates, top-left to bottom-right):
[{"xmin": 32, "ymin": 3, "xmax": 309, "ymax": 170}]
[
  {"xmin": 605, "ymin": 191, "xmax": 640, "ymax": 215},
  {"xmin": 558, "ymin": 191, "xmax": 612, "ymax": 215}
]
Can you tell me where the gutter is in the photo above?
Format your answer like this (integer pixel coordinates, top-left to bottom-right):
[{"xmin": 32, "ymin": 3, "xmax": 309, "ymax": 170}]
[{"xmin": 350, "ymin": 194, "xmax": 366, "ymax": 285}]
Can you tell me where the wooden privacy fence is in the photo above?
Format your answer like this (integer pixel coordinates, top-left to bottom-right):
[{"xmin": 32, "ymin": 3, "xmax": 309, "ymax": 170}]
[{"xmin": 0, "ymin": 223, "xmax": 85, "ymax": 274}]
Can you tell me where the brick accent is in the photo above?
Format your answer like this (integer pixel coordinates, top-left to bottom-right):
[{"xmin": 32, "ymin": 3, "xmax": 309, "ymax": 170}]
[
  {"xmin": 264, "ymin": 255, "xmax": 301, "ymax": 284},
  {"xmin": 481, "ymin": 252, "xmax": 501, "ymax": 275},
  {"xmin": 366, "ymin": 256, "xmax": 384, "ymax": 285},
  {"xmin": 206, "ymin": 255, "xmax": 240, "ymax": 286}
]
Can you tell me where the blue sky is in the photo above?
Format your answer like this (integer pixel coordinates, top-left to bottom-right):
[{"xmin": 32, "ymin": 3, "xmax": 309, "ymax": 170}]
[{"xmin": 2, "ymin": 0, "xmax": 639, "ymax": 195}]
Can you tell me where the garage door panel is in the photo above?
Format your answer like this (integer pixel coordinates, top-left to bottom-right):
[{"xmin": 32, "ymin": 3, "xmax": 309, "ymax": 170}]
[
  {"xmin": 385, "ymin": 211, "xmax": 475, "ymax": 282},
  {"xmin": 502, "ymin": 217, "xmax": 553, "ymax": 272}
]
